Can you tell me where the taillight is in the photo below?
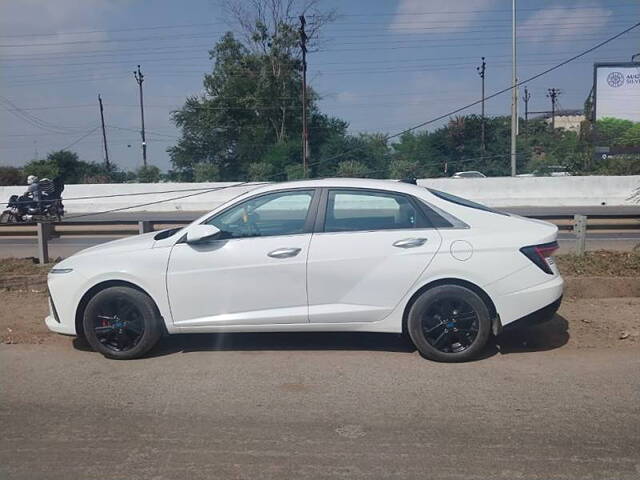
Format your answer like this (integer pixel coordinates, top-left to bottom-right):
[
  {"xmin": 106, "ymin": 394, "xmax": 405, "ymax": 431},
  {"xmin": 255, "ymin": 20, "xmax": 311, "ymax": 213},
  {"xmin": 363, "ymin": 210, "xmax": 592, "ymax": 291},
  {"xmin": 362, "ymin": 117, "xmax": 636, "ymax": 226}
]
[{"xmin": 520, "ymin": 241, "xmax": 559, "ymax": 274}]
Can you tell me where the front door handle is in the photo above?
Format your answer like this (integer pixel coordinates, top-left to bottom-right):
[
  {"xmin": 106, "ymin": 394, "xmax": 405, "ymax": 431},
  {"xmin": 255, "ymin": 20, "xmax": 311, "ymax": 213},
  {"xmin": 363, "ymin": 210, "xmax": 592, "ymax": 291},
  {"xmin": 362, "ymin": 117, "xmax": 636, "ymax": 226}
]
[
  {"xmin": 267, "ymin": 247, "xmax": 302, "ymax": 259},
  {"xmin": 393, "ymin": 238, "xmax": 427, "ymax": 248}
]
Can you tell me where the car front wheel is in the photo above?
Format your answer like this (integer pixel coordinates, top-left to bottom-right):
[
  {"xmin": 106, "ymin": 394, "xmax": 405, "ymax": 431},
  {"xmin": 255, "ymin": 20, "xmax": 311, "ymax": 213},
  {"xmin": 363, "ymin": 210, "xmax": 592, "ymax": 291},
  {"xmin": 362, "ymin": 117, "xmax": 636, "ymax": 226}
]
[
  {"xmin": 407, "ymin": 285, "xmax": 491, "ymax": 362},
  {"xmin": 83, "ymin": 286, "xmax": 163, "ymax": 360}
]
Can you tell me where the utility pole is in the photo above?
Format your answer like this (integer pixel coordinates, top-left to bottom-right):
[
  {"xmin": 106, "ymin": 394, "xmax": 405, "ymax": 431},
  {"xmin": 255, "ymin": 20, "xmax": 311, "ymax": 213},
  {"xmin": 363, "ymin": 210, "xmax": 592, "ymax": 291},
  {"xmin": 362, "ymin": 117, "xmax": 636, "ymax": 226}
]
[
  {"xmin": 98, "ymin": 94, "xmax": 110, "ymax": 169},
  {"xmin": 547, "ymin": 88, "xmax": 560, "ymax": 130},
  {"xmin": 299, "ymin": 15, "xmax": 309, "ymax": 177},
  {"xmin": 476, "ymin": 57, "xmax": 486, "ymax": 157},
  {"xmin": 133, "ymin": 65, "xmax": 147, "ymax": 167},
  {"xmin": 523, "ymin": 87, "xmax": 531, "ymax": 125},
  {"xmin": 510, "ymin": 0, "xmax": 518, "ymax": 176}
]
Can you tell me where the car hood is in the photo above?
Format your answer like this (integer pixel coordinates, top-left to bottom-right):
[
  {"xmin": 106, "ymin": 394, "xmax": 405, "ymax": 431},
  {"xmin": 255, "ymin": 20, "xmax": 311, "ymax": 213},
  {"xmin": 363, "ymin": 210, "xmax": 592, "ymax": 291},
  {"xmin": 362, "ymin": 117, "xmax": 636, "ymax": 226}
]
[{"xmin": 71, "ymin": 231, "xmax": 159, "ymax": 258}]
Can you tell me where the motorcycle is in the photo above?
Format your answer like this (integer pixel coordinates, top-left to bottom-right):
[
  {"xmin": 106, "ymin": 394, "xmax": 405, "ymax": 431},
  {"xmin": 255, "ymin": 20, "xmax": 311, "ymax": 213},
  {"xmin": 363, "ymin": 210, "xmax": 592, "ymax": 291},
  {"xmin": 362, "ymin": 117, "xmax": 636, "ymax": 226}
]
[{"xmin": 0, "ymin": 178, "xmax": 65, "ymax": 223}]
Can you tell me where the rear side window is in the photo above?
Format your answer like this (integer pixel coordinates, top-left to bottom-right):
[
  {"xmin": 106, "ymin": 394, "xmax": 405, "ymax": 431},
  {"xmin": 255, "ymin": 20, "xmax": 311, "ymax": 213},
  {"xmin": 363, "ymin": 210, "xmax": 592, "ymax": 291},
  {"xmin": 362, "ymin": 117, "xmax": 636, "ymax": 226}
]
[
  {"xmin": 324, "ymin": 190, "xmax": 421, "ymax": 232},
  {"xmin": 427, "ymin": 188, "xmax": 507, "ymax": 216}
]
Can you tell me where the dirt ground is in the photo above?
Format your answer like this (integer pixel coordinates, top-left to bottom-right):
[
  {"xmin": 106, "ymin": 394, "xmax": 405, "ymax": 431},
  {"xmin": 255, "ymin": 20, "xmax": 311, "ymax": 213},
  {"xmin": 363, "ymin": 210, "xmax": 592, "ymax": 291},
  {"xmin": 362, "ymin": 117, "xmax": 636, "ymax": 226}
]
[{"xmin": 1, "ymin": 289, "xmax": 638, "ymax": 350}]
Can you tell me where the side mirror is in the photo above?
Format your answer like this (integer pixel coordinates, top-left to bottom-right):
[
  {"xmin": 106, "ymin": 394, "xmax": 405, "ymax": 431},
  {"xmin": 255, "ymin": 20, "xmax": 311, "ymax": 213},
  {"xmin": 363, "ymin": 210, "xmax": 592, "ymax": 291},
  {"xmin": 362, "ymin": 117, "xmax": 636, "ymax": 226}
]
[{"xmin": 186, "ymin": 224, "xmax": 221, "ymax": 244}]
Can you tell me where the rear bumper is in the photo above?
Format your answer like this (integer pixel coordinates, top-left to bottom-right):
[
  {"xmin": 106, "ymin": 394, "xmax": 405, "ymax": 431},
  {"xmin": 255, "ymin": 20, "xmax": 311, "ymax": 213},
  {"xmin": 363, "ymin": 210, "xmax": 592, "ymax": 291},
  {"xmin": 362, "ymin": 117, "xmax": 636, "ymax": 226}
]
[
  {"xmin": 503, "ymin": 295, "xmax": 562, "ymax": 331},
  {"xmin": 486, "ymin": 268, "xmax": 564, "ymax": 328}
]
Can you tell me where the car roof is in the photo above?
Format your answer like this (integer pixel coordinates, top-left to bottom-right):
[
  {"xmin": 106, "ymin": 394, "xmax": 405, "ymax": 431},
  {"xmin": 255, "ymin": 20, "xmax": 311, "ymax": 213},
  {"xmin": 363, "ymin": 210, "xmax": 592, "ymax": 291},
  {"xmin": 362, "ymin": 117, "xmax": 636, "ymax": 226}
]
[{"xmin": 247, "ymin": 177, "xmax": 430, "ymax": 196}]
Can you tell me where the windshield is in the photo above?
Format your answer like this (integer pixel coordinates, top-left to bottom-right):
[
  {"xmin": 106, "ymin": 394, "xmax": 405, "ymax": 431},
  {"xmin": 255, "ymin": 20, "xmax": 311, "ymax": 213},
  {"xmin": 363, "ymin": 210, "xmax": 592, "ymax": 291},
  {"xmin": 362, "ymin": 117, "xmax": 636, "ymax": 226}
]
[{"xmin": 427, "ymin": 188, "xmax": 507, "ymax": 216}]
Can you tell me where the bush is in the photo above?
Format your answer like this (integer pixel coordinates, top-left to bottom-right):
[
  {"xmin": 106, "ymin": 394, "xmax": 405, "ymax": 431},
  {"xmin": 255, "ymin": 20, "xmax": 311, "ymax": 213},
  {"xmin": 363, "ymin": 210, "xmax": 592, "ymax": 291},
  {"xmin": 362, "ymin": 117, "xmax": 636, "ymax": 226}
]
[
  {"xmin": 0, "ymin": 166, "xmax": 23, "ymax": 186},
  {"xmin": 136, "ymin": 165, "xmax": 161, "ymax": 183},
  {"xmin": 194, "ymin": 163, "xmax": 221, "ymax": 182}
]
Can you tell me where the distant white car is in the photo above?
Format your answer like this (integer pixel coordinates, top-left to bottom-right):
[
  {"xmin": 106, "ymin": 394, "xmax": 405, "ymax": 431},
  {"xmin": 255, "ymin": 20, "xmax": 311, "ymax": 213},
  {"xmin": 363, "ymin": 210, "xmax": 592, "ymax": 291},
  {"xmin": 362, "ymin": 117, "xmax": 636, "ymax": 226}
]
[
  {"xmin": 451, "ymin": 171, "xmax": 486, "ymax": 179},
  {"xmin": 46, "ymin": 178, "xmax": 563, "ymax": 362}
]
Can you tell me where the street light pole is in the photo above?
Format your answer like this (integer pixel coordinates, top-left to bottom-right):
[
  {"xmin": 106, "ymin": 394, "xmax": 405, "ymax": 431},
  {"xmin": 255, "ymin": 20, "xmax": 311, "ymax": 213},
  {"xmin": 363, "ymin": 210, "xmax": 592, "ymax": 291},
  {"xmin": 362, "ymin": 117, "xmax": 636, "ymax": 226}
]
[
  {"xmin": 299, "ymin": 15, "xmax": 309, "ymax": 177},
  {"xmin": 510, "ymin": 0, "xmax": 518, "ymax": 176}
]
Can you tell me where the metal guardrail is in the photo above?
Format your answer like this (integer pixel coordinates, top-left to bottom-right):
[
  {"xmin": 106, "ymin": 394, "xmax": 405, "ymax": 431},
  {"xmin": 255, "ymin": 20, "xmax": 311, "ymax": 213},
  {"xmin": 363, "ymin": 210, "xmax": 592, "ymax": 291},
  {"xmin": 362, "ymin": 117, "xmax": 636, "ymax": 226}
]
[{"xmin": 0, "ymin": 214, "xmax": 638, "ymax": 263}]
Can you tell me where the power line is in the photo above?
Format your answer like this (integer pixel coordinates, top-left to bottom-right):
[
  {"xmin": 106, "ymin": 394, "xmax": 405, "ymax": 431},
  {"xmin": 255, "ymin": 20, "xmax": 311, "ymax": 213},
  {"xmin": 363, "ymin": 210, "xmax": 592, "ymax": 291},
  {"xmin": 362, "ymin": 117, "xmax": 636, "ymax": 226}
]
[
  {"xmin": 302, "ymin": 21, "xmax": 640, "ymax": 172},
  {"xmin": 57, "ymin": 126, "xmax": 100, "ymax": 151},
  {"xmin": 63, "ymin": 182, "xmax": 258, "ymax": 220}
]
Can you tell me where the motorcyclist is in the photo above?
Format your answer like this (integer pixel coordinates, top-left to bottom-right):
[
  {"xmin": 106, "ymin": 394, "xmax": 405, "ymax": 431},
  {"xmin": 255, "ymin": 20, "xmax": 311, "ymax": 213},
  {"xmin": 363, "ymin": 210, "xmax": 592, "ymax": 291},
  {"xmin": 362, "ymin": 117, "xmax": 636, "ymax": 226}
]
[
  {"xmin": 25, "ymin": 175, "xmax": 41, "ymax": 203},
  {"xmin": 15, "ymin": 175, "xmax": 41, "ymax": 215}
]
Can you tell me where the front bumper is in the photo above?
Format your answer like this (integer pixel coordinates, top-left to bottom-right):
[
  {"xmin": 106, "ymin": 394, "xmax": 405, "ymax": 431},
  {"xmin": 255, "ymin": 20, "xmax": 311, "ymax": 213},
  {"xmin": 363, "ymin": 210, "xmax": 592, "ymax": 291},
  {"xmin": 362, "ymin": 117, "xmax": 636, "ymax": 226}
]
[{"xmin": 45, "ymin": 314, "xmax": 76, "ymax": 335}]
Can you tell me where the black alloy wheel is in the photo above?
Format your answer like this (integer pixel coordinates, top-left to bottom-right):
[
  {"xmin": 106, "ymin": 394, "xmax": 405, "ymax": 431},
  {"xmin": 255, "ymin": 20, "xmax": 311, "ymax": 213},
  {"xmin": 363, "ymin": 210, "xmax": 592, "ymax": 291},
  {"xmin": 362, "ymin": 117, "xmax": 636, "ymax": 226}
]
[
  {"xmin": 93, "ymin": 296, "xmax": 145, "ymax": 353},
  {"xmin": 407, "ymin": 284, "xmax": 491, "ymax": 362},
  {"xmin": 83, "ymin": 286, "xmax": 162, "ymax": 360},
  {"xmin": 421, "ymin": 297, "xmax": 479, "ymax": 353}
]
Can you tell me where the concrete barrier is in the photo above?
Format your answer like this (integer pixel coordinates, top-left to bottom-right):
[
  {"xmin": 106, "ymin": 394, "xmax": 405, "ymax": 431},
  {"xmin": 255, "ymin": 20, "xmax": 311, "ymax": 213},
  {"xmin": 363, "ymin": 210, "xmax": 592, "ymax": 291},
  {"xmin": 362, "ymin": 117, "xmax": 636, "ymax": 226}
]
[
  {"xmin": 417, "ymin": 175, "xmax": 640, "ymax": 207},
  {"xmin": 0, "ymin": 175, "xmax": 638, "ymax": 213}
]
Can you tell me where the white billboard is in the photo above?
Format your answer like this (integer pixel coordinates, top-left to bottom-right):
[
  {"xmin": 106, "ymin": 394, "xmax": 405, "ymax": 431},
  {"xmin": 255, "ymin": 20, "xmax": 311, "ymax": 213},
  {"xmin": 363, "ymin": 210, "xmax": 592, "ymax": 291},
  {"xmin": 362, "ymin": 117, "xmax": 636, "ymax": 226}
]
[{"xmin": 594, "ymin": 63, "xmax": 640, "ymax": 121}]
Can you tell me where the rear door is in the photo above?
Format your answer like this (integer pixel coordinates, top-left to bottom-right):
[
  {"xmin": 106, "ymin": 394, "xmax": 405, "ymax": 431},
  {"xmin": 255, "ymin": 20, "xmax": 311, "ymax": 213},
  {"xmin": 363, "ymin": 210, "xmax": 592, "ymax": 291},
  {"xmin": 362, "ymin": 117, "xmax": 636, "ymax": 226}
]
[{"xmin": 307, "ymin": 188, "xmax": 442, "ymax": 324}]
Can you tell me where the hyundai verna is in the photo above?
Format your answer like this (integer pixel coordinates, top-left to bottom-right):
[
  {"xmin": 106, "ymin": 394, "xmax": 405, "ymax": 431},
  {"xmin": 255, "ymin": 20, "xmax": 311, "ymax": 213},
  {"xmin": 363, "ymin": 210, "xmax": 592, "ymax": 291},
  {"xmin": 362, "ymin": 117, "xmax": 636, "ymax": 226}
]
[{"xmin": 45, "ymin": 178, "xmax": 564, "ymax": 362}]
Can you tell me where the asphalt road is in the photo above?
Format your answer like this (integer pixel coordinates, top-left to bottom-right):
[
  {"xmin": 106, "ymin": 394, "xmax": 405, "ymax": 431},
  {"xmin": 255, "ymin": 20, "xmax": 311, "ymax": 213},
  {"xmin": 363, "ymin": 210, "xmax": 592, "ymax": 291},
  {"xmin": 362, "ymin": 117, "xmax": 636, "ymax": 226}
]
[
  {"xmin": 0, "ymin": 231, "xmax": 638, "ymax": 259},
  {"xmin": 1, "ymin": 339, "xmax": 639, "ymax": 480}
]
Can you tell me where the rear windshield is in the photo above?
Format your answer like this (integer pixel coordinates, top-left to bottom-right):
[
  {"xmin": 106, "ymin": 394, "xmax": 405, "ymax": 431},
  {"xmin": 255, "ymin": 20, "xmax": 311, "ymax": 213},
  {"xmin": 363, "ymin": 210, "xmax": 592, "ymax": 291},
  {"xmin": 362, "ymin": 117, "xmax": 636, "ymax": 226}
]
[{"xmin": 427, "ymin": 188, "xmax": 507, "ymax": 216}]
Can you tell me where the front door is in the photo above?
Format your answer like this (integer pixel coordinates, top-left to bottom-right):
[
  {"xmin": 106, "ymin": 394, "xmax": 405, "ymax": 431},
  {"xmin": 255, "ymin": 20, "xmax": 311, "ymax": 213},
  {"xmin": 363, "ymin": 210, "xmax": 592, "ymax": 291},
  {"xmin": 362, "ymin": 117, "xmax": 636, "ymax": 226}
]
[
  {"xmin": 307, "ymin": 188, "xmax": 442, "ymax": 324},
  {"xmin": 167, "ymin": 189, "xmax": 318, "ymax": 328}
]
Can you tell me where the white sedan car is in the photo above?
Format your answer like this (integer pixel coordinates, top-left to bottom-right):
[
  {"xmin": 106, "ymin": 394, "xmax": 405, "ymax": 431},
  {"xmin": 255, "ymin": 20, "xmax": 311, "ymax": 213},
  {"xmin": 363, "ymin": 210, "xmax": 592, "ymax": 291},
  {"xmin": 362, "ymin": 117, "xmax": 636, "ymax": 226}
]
[{"xmin": 46, "ymin": 178, "xmax": 563, "ymax": 362}]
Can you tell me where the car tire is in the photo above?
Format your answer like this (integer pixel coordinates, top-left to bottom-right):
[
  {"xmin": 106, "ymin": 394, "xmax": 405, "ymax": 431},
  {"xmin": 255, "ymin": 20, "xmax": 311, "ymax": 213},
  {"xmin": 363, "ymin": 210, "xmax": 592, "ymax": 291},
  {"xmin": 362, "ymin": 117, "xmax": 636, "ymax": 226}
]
[
  {"xmin": 82, "ymin": 286, "xmax": 163, "ymax": 360},
  {"xmin": 407, "ymin": 285, "xmax": 491, "ymax": 362}
]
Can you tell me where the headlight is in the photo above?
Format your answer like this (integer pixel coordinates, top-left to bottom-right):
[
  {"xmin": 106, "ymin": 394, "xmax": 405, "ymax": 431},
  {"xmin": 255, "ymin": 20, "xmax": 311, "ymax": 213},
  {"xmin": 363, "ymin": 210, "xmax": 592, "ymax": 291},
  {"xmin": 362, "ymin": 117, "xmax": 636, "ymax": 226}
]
[{"xmin": 49, "ymin": 268, "xmax": 73, "ymax": 274}]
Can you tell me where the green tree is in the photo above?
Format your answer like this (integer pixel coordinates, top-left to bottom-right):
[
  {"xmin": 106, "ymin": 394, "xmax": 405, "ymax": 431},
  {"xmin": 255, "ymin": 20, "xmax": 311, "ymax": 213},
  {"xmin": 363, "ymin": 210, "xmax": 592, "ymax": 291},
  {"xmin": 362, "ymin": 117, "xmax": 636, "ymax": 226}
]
[
  {"xmin": 248, "ymin": 162, "xmax": 274, "ymax": 181},
  {"xmin": 23, "ymin": 150, "xmax": 89, "ymax": 183},
  {"xmin": 0, "ymin": 166, "xmax": 24, "ymax": 186},
  {"xmin": 168, "ymin": 1, "xmax": 337, "ymax": 181},
  {"xmin": 136, "ymin": 165, "xmax": 161, "ymax": 183},
  {"xmin": 336, "ymin": 160, "xmax": 369, "ymax": 178},
  {"xmin": 194, "ymin": 162, "xmax": 221, "ymax": 182}
]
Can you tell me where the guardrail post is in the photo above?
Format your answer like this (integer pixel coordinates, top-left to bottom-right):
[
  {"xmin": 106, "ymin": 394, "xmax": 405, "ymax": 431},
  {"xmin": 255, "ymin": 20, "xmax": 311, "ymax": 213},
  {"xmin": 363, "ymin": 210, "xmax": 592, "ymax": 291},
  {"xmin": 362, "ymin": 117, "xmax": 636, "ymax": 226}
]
[
  {"xmin": 138, "ymin": 220, "xmax": 153, "ymax": 234},
  {"xmin": 573, "ymin": 214, "xmax": 587, "ymax": 256},
  {"xmin": 36, "ymin": 222, "xmax": 49, "ymax": 264}
]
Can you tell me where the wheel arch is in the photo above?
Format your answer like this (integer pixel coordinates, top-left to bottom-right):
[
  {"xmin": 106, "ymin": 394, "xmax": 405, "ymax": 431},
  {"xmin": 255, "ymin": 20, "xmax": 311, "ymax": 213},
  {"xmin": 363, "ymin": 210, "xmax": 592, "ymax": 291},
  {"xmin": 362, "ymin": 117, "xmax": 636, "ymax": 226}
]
[
  {"xmin": 401, "ymin": 278, "xmax": 499, "ymax": 336},
  {"xmin": 75, "ymin": 280, "xmax": 163, "ymax": 337}
]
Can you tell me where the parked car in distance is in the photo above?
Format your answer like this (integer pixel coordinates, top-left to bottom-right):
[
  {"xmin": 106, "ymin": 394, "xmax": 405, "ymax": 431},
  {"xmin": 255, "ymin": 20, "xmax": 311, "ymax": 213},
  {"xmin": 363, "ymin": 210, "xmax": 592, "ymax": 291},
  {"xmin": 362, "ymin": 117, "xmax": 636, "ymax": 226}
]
[
  {"xmin": 46, "ymin": 178, "xmax": 563, "ymax": 362},
  {"xmin": 451, "ymin": 171, "xmax": 486, "ymax": 178}
]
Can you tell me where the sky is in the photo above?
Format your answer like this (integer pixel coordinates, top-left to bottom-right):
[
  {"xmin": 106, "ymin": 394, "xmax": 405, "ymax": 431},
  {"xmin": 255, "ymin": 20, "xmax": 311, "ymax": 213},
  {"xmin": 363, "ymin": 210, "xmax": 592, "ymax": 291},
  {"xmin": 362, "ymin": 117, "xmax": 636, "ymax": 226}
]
[{"xmin": 0, "ymin": 0, "xmax": 638, "ymax": 173}]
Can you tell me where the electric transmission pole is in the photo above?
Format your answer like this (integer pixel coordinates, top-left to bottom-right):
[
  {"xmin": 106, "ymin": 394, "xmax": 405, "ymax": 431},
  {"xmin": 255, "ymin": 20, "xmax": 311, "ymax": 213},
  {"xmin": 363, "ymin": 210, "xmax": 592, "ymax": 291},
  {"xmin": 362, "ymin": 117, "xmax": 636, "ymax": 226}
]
[
  {"xmin": 98, "ymin": 94, "xmax": 110, "ymax": 169},
  {"xmin": 299, "ymin": 15, "xmax": 309, "ymax": 177},
  {"xmin": 476, "ymin": 57, "xmax": 486, "ymax": 157},
  {"xmin": 134, "ymin": 65, "xmax": 147, "ymax": 167},
  {"xmin": 547, "ymin": 88, "xmax": 560, "ymax": 130}
]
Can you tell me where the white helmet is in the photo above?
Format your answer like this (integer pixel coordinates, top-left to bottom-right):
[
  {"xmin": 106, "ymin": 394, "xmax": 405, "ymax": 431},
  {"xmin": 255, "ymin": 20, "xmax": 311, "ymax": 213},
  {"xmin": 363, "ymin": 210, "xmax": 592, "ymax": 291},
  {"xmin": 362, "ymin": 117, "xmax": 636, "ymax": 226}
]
[{"xmin": 27, "ymin": 175, "xmax": 38, "ymax": 185}]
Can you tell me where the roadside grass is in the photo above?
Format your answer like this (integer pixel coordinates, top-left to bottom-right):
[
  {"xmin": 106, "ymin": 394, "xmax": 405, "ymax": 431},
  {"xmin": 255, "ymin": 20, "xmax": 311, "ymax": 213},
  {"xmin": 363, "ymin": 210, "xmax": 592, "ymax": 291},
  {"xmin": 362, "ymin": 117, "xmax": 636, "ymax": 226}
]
[
  {"xmin": 555, "ymin": 250, "xmax": 640, "ymax": 277},
  {"xmin": 0, "ymin": 258, "xmax": 48, "ymax": 276}
]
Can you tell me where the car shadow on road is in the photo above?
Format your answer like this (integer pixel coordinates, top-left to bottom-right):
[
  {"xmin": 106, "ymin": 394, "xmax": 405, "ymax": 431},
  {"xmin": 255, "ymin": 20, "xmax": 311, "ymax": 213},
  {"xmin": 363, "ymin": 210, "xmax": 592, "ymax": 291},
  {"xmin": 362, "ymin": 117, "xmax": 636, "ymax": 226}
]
[
  {"xmin": 146, "ymin": 331, "xmax": 418, "ymax": 357},
  {"xmin": 71, "ymin": 315, "xmax": 569, "ymax": 359},
  {"xmin": 493, "ymin": 314, "xmax": 570, "ymax": 355}
]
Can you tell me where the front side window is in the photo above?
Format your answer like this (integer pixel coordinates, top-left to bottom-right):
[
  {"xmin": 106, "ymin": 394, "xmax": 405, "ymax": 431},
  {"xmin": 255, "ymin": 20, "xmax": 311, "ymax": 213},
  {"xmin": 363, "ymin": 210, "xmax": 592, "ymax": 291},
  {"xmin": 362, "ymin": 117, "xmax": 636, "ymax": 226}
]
[
  {"xmin": 207, "ymin": 190, "xmax": 314, "ymax": 238},
  {"xmin": 324, "ymin": 190, "xmax": 420, "ymax": 232}
]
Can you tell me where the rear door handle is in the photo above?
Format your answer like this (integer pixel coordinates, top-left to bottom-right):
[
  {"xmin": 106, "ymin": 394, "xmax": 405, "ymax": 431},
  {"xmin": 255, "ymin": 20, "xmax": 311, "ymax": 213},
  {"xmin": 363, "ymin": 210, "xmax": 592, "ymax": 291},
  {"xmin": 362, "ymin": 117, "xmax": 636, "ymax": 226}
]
[
  {"xmin": 393, "ymin": 238, "xmax": 427, "ymax": 248},
  {"xmin": 268, "ymin": 247, "xmax": 302, "ymax": 259}
]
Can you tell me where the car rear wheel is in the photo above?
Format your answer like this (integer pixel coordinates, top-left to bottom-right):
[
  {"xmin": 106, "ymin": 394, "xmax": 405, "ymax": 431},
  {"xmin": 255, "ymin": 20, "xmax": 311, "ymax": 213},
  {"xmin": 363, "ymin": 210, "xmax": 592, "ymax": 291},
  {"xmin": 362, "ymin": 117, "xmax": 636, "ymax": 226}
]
[
  {"xmin": 407, "ymin": 285, "xmax": 491, "ymax": 362},
  {"xmin": 83, "ymin": 286, "xmax": 162, "ymax": 360}
]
